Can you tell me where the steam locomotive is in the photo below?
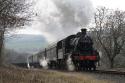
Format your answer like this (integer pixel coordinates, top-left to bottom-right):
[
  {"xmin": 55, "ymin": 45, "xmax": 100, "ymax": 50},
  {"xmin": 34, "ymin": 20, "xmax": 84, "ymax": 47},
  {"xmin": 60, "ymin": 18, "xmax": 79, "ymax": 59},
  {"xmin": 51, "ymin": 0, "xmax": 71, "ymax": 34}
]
[{"xmin": 38, "ymin": 28, "xmax": 100, "ymax": 70}]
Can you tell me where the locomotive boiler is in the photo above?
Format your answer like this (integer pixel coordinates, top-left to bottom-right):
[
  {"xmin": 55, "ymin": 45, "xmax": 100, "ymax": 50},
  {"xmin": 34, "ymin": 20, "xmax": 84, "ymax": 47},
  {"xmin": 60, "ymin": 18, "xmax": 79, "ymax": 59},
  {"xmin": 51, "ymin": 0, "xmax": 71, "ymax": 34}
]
[{"xmin": 38, "ymin": 28, "xmax": 100, "ymax": 70}]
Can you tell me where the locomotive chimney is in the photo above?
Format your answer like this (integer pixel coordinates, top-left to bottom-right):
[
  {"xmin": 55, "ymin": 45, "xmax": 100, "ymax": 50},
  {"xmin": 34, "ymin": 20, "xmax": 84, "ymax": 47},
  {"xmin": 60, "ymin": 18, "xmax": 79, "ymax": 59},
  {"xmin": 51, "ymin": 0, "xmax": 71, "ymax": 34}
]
[{"xmin": 81, "ymin": 28, "xmax": 87, "ymax": 36}]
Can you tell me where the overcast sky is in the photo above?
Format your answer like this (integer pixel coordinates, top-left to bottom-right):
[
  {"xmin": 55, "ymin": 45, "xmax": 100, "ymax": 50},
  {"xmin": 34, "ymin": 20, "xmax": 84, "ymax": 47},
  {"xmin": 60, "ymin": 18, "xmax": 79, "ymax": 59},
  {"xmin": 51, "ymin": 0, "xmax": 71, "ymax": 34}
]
[
  {"xmin": 91, "ymin": 0, "xmax": 125, "ymax": 10},
  {"xmin": 16, "ymin": 0, "xmax": 125, "ymax": 43}
]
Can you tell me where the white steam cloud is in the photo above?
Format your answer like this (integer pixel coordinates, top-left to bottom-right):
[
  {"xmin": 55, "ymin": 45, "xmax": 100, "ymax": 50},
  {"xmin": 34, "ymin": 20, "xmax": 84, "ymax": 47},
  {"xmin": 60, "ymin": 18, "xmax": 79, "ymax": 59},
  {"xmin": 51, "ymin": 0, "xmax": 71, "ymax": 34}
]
[
  {"xmin": 39, "ymin": 57, "xmax": 49, "ymax": 69},
  {"xmin": 36, "ymin": 0, "xmax": 93, "ymax": 42},
  {"xmin": 66, "ymin": 54, "xmax": 75, "ymax": 71}
]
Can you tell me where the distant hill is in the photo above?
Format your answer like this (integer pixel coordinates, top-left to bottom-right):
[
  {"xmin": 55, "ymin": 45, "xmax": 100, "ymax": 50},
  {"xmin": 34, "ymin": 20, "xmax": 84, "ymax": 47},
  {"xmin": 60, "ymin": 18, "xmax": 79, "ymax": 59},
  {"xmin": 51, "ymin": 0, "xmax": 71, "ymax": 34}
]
[
  {"xmin": 4, "ymin": 49, "xmax": 30, "ymax": 63},
  {"xmin": 5, "ymin": 34, "xmax": 48, "ymax": 54}
]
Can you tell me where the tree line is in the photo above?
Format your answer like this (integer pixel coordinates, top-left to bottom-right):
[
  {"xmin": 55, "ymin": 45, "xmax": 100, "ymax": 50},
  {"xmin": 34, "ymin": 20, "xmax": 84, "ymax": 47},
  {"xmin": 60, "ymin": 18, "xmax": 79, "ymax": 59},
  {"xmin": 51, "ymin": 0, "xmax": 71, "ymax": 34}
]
[
  {"xmin": 0, "ymin": 0, "xmax": 33, "ymax": 66},
  {"xmin": 91, "ymin": 7, "xmax": 125, "ymax": 68}
]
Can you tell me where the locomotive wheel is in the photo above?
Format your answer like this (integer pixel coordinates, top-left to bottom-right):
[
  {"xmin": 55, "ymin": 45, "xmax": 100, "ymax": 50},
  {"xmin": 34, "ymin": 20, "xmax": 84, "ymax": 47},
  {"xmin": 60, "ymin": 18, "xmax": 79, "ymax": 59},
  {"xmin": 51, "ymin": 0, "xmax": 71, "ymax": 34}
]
[
  {"xmin": 88, "ymin": 67, "xmax": 91, "ymax": 71},
  {"xmin": 76, "ymin": 62, "xmax": 80, "ymax": 71},
  {"xmin": 91, "ymin": 63, "xmax": 96, "ymax": 71},
  {"xmin": 51, "ymin": 61, "xmax": 57, "ymax": 69},
  {"xmin": 72, "ymin": 60, "xmax": 78, "ymax": 71},
  {"xmin": 83, "ymin": 67, "xmax": 86, "ymax": 71},
  {"xmin": 93, "ymin": 67, "xmax": 96, "ymax": 71},
  {"xmin": 57, "ymin": 60, "xmax": 61, "ymax": 69},
  {"xmin": 93, "ymin": 65, "xmax": 96, "ymax": 71}
]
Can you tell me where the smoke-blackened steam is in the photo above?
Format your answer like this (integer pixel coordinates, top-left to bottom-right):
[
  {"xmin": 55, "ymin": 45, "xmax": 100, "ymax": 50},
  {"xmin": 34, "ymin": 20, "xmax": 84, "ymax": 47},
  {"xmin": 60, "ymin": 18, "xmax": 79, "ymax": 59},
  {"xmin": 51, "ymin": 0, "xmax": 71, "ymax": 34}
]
[{"xmin": 37, "ymin": 0, "xmax": 93, "ymax": 42}]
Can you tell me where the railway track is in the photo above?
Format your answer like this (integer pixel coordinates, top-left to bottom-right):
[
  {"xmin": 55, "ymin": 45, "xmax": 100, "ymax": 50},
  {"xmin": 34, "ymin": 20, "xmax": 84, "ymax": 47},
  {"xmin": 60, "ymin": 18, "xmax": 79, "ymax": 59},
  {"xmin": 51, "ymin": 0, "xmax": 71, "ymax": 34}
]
[
  {"xmin": 89, "ymin": 69, "xmax": 125, "ymax": 76},
  {"xmin": 53, "ymin": 69, "xmax": 125, "ymax": 76}
]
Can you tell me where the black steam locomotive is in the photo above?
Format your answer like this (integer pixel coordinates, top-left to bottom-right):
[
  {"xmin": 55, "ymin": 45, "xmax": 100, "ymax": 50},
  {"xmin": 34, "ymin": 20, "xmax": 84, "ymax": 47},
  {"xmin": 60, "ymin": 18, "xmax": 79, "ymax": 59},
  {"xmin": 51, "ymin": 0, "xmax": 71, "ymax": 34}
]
[{"xmin": 39, "ymin": 29, "xmax": 100, "ymax": 70}]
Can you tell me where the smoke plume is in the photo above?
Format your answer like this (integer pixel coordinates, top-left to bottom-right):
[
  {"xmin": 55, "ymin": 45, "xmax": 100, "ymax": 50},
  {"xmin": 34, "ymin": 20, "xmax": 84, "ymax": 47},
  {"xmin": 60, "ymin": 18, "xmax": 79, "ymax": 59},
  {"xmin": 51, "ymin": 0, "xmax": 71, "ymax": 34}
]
[{"xmin": 36, "ymin": 0, "xmax": 93, "ymax": 42}]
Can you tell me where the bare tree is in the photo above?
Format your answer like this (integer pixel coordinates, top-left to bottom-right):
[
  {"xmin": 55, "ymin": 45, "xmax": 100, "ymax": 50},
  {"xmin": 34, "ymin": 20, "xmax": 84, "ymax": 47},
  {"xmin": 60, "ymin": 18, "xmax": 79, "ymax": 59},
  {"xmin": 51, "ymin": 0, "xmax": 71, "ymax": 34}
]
[
  {"xmin": 92, "ymin": 7, "xmax": 125, "ymax": 68},
  {"xmin": 0, "ymin": 0, "xmax": 33, "ymax": 65}
]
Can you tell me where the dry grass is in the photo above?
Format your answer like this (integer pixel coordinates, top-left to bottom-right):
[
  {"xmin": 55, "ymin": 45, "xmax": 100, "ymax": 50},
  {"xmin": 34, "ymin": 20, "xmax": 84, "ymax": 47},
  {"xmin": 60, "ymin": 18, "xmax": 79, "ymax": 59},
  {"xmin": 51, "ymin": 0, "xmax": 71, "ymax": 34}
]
[{"xmin": 0, "ymin": 66, "xmax": 114, "ymax": 83}]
